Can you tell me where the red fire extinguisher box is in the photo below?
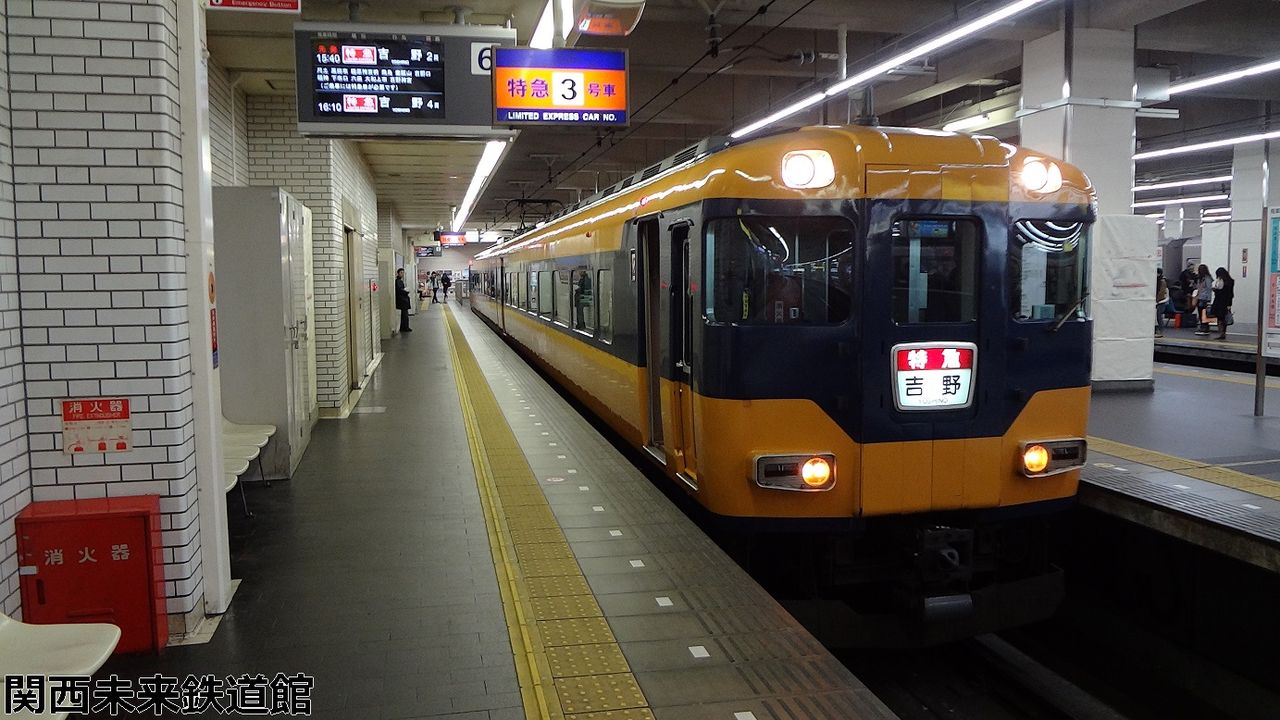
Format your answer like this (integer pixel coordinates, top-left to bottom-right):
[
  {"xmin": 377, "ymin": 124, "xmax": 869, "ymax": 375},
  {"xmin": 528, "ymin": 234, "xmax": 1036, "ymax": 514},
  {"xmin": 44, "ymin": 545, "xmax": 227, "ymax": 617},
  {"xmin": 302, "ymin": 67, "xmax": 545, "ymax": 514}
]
[{"xmin": 16, "ymin": 496, "xmax": 167, "ymax": 654}]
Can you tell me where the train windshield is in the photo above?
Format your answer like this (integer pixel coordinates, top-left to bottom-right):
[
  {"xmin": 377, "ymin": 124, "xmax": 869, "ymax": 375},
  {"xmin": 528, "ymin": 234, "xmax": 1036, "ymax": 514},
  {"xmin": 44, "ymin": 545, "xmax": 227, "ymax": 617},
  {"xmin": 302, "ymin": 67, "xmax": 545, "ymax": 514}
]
[
  {"xmin": 705, "ymin": 216, "xmax": 855, "ymax": 325},
  {"xmin": 1010, "ymin": 220, "xmax": 1090, "ymax": 321},
  {"xmin": 890, "ymin": 218, "xmax": 981, "ymax": 324}
]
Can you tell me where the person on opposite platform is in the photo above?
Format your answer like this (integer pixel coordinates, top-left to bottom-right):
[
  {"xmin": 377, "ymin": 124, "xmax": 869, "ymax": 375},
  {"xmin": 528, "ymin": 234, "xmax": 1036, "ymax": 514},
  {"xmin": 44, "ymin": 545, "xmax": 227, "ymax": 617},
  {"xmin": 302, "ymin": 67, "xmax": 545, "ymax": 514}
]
[
  {"xmin": 1155, "ymin": 268, "xmax": 1168, "ymax": 338},
  {"xmin": 1211, "ymin": 267, "xmax": 1235, "ymax": 341},
  {"xmin": 1193, "ymin": 264, "xmax": 1213, "ymax": 336}
]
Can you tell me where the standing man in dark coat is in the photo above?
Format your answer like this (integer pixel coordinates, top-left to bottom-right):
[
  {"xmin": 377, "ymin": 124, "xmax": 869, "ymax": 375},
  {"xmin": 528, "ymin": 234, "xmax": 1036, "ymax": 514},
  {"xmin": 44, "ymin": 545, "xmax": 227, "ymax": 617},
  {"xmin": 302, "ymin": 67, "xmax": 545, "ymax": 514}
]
[{"xmin": 395, "ymin": 268, "xmax": 412, "ymax": 332}]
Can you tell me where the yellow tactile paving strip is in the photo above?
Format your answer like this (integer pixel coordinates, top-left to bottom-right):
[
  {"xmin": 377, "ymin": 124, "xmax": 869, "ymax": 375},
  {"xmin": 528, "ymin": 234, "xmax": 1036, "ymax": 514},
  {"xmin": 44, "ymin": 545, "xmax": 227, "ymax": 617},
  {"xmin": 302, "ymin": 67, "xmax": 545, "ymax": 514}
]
[
  {"xmin": 443, "ymin": 305, "xmax": 655, "ymax": 720},
  {"xmin": 1088, "ymin": 436, "xmax": 1280, "ymax": 499}
]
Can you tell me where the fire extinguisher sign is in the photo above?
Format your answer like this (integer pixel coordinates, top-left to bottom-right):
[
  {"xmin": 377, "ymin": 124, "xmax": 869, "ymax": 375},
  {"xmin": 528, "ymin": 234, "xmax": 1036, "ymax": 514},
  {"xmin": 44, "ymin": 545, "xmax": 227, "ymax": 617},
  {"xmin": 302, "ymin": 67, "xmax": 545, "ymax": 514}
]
[{"xmin": 62, "ymin": 398, "xmax": 132, "ymax": 454}]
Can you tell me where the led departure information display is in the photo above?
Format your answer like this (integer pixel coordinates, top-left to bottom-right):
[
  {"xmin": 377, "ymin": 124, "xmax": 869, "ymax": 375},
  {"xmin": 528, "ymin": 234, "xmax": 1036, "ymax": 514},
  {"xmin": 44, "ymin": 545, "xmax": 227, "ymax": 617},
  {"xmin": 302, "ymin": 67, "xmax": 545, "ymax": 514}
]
[
  {"xmin": 304, "ymin": 31, "xmax": 445, "ymax": 121},
  {"xmin": 295, "ymin": 23, "xmax": 516, "ymax": 138}
]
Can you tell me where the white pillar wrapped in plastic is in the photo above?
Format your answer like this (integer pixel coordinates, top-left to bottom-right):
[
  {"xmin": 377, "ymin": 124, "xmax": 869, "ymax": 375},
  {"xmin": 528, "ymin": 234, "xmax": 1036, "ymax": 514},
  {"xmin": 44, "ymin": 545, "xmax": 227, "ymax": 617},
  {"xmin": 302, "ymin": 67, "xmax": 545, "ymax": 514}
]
[{"xmin": 1090, "ymin": 215, "xmax": 1160, "ymax": 390}]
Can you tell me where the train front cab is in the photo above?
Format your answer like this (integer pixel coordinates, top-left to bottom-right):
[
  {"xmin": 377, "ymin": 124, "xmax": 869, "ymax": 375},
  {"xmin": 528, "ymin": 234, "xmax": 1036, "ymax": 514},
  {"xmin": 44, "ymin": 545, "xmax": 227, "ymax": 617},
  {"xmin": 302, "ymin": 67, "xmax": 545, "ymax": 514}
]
[{"xmin": 633, "ymin": 152, "xmax": 1094, "ymax": 632}]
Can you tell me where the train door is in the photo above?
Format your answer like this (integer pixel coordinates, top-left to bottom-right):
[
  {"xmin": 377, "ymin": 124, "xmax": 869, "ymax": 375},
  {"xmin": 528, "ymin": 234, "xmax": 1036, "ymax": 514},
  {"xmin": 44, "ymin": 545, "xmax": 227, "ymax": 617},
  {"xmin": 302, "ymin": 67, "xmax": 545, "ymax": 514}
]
[
  {"xmin": 639, "ymin": 214, "xmax": 701, "ymax": 484},
  {"xmin": 639, "ymin": 218, "xmax": 665, "ymax": 461},
  {"xmin": 671, "ymin": 221, "xmax": 700, "ymax": 489},
  {"xmin": 498, "ymin": 258, "xmax": 505, "ymax": 331}
]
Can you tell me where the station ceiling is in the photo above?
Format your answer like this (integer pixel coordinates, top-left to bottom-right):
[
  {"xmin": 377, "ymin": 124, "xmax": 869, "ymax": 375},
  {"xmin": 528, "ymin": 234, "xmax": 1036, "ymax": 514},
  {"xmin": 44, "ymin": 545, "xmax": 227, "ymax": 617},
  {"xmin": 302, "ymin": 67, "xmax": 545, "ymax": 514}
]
[{"xmin": 206, "ymin": 0, "xmax": 1280, "ymax": 234}]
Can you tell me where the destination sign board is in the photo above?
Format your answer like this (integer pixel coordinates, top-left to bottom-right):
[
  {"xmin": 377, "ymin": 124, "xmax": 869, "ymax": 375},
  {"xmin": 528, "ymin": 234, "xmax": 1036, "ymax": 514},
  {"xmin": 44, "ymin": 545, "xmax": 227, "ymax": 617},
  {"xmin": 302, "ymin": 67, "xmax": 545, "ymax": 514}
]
[
  {"xmin": 493, "ymin": 48, "xmax": 628, "ymax": 127},
  {"xmin": 304, "ymin": 31, "xmax": 445, "ymax": 121},
  {"xmin": 295, "ymin": 23, "xmax": 517, "ymax": 138}
]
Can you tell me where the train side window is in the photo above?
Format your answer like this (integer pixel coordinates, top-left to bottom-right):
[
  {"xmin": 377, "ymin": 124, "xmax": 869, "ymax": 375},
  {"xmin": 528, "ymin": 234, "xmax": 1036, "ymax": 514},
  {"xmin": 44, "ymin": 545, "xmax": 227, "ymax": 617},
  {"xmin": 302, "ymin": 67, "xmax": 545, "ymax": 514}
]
[
  {"xmin": 705, "ymin": 216, "xmax": 855, "ymax": 325},
  {"xmin": 596, "ymin": 269, "xmax": 613, "ymax": 343},
  {"xmin": 570, "ymin": 267, "xmax": 595, "ymax": 334},
  {"xmin": 525, "ymin": 271, "xmax": 537, "ymax": 312},
  {"xmin": 890, "ymin": 218, "xmax": 980, "ymax": 324},
  {"xmin": 1010, "ymin": 220, "xmax": 1089, "ymax": 321},
  {"xmin": 553, "ymin": 270, "xmax": 571, "ymax": 326},
  {"xmin": 538, "ymin": 271, "xmax": 554, "ymax": 318}
]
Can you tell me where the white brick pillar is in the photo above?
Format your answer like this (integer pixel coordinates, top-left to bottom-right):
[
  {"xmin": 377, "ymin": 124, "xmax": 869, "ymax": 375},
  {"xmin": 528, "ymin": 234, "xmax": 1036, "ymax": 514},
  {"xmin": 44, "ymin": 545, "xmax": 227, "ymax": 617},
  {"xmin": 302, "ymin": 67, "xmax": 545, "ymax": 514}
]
[
  {"xmin": 0, "ymin": 0, "xmax": 33, "ymax": 618},
  {"xmin": 177, "ymin": 0, "xmax": 231, "ymax": 615},
  {"xmin": 10, "ymin": 0, "xmax": 206, "ymax": 631}
]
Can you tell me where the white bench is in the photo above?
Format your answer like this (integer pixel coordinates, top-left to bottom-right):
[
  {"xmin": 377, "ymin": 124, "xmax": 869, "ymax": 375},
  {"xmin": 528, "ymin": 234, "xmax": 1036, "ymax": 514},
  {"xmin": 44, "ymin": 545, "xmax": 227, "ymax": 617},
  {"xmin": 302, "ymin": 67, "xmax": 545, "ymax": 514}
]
[
  {"xmin": 220, "ymin": 419, "xmax": 275, "ymax": 518},
  {"xmin": 223, "ymin": 445, "xmax": 258, "ymax": 519},
  {"xmin": 0, "ymin": 612, "xmax": 120, "ymax": 719}
]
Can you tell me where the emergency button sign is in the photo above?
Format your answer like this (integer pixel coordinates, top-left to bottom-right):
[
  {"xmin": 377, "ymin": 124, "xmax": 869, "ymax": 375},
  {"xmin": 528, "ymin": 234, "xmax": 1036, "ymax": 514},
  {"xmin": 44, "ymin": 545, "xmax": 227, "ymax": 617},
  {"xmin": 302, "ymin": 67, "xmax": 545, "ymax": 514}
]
[{"xmin": 892, "ymin": 344, "xmax": 977, "ymax": 410}]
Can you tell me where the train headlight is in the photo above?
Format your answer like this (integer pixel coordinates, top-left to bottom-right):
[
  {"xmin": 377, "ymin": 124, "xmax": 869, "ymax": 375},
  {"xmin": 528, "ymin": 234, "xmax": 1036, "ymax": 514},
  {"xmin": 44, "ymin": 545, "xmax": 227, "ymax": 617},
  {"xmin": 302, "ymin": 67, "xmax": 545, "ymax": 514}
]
[
  {"xmin": 755, "ymin": 453, "xmax": 836, "ymax": 491},
  {"xmin": 801, "ymin": 457, "xmax": 831, "ymax": 487},
  {"xmin": 1023, "ymin": 445, "xmax": 1050, "ymax": 475},
  {"xmin": 1020, "ymin": 158, "xmax": 1063, "ymax": 194},
  {"xmin": 781, "ymin": 150, "xmax": 835, "ymax": 189},
  {"xmin": 1020, "ymin": 439, "xmax": 1088, "ymax": 477}
]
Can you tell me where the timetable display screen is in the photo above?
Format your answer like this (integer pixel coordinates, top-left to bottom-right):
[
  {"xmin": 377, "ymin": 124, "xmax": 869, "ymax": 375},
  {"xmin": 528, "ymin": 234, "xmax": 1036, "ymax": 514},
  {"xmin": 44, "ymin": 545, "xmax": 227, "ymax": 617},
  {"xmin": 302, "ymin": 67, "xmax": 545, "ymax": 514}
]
[{"xmin": 301, "ymin": 31, "xmax": 445, "ymax": 121}]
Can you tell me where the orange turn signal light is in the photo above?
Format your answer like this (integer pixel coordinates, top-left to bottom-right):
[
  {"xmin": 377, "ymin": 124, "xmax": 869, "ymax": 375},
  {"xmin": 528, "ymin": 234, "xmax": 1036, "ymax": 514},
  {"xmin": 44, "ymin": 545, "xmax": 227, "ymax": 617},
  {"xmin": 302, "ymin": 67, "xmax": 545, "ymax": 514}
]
[
  {"xmin": 1023, "ymin": 444, "xmax": 1050, "ymax": 475},
  {"xmin": 801, "ymin": 457, "xmax": 832, "ymax": 487}
]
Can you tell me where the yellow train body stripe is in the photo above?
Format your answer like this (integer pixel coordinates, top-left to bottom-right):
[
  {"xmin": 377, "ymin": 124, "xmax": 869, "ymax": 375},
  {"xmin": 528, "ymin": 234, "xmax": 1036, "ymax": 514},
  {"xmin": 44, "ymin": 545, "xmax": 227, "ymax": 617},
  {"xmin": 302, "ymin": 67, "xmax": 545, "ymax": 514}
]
[
  {"xmin": 443, "ymin": 305, "xmax": 654, "ymax": 720},
  {"xmin": 475, "ymin": 297, "xmax": 1092, "ymax": 519}
]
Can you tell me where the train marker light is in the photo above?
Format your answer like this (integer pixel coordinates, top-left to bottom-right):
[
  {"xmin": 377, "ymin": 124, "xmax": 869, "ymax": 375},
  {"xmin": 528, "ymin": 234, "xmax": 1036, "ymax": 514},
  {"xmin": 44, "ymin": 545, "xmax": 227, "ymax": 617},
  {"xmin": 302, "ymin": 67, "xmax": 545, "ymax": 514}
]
[
  {"xmin": 1019, "ymin": 158, "xmax": 1062, "ymax": 194},
  {"xmin": 1022, "ymin": 444, "xmax": 1050, "ymax": 475},
  {"xmin": 1019, "ymin": 439, "xmax": 1087, "ymax": 477},
  {"xmin": 755, "ymin": 453, "xmax": 835, "ymax": 491},
  {"xmin": 781, "ymin": 150, "xmax": 834, "ymax": 189},
  {"xmin": 801, "ymin": 457, "xmax": 832, "ymax": 487}
]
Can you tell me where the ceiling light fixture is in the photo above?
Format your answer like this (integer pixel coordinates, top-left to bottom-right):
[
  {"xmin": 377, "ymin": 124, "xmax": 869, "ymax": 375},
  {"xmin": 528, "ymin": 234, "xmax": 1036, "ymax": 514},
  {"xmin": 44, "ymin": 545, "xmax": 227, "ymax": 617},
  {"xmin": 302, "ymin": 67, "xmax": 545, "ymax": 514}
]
[
  {"xmin": 1130, "ymin": 193, "xmax": 1229, "ymax": 209},
  {"xmin": 1168, "ymin": 57, "xmax": 1280, "ymax": 95},
  {"xmin": 1132, "ymin": 175, "xmax": 1232, "ymax": 192},
  {"xmin": 530, "ymin": 0, "xmax": 574, "ymax": 49},
  {"xmin": 730, "ymin": 0, "xmax": 1053, "ymax": 139},
  {"xmin": 452, "ymin": 140, "xmax": 510, "ymax": 232},
  {"xmin": 1202, "ymin": 207, "xmax": 1232, "ymax": 215},
  {"xmin": 1134, "ymin": 129, "xmax": 1280, "ymax": 160},
  {"xmin": 942, "ymin": 113, "xmax": 991, "ymax": 132}
]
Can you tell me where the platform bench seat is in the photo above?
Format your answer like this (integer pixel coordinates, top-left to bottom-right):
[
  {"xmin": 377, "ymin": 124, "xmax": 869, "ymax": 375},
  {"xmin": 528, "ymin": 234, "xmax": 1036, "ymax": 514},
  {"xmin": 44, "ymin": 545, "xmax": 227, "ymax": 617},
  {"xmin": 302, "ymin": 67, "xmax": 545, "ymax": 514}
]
[{"xmin": 0, "ymin": 612, "xmax": 120, "ymax": 719}]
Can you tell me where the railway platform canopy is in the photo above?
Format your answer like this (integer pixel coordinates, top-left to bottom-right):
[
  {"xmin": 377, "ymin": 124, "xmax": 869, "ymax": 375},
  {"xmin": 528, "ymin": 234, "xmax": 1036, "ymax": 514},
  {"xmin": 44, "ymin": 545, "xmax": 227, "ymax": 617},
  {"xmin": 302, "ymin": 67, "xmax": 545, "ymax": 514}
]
[{"xmin": 90, "ymin": 301, "xmax": 897, "ymax": 720}]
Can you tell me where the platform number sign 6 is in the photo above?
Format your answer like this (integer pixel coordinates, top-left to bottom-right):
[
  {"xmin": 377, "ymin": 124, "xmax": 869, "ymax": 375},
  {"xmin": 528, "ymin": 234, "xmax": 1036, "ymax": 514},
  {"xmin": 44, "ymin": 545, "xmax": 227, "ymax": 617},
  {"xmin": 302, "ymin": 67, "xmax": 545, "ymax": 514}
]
[
  {"xmin": 552, "ymin": 72, "xmax": 586, "ymax": 106},
  {"xmin": 472, "ymin": 43, "xmax": 494, "ymax": 75}
]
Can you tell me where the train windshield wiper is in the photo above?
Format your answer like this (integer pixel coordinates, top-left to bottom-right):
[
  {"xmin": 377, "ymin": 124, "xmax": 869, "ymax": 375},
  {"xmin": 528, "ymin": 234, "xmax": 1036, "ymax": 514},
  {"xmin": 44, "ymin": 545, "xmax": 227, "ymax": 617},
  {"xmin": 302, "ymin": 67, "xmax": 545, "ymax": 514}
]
[{"xmin": 1050, "ymin": 292, "xmax": 1090, "ymax": 332}]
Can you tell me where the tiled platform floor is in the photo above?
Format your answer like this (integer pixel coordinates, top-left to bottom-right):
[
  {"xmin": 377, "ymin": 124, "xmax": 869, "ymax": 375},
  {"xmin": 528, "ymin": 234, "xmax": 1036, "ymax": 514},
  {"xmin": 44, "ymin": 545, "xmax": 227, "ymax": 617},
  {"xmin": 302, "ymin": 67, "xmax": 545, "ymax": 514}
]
[{"xmin": 88, "ymin": 301, "xmax": 894, "ymax": 720}]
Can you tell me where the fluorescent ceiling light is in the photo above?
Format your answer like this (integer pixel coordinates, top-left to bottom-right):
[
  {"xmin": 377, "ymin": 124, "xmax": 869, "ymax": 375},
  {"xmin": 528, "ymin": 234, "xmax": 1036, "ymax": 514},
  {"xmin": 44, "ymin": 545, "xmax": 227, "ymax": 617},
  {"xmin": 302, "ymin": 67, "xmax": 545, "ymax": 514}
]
[
  {"xmin": 1202, "ymin": 206, "xmax": 1232, "ymax": 215},
  {"xmin": 452, "ymin": 140, "xmax": 509, "ymax": 232},
  {"xmin": 1132, "ymin": 175, "xmax": 1232, "ymax": 192},
  {"xmin": 730, "ymin": 0, "xmax": 1052, "ymax": 139},
  {"xmin": 530, "ymin": 0, "xmax": 573, "ymax": 49},
  {"xmin": 1134, "ymin": 129, "xmax": 1280, "ymax": 160},
  {"xmin": 942, "ymin": 113, "xmax": 990, "ymax": 132},
  {"xmin": 1169, "ymin": 57, "xmax": 1280, "ymax": 95},
  {"xmin": 1130, "ymin": 193, "xmax": 1229, "ymax": 209}
]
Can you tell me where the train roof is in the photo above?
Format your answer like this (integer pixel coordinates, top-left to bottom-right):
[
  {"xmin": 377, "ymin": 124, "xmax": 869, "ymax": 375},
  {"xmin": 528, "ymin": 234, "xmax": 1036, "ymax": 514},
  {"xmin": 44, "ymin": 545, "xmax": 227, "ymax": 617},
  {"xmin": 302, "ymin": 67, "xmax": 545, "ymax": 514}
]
[{"xmin": 477, "ymin": 125, "xmax": 1092, "ymax": 260}]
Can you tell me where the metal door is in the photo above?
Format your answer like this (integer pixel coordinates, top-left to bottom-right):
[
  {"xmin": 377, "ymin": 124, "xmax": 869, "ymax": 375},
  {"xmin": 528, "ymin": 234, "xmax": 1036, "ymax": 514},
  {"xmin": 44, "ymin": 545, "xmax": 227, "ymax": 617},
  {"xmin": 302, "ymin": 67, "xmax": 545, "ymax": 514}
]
[
  {"xmin": 639, "ymin": 218, "xmax": 664, "ymax": 460},
  {"xmin": 670, "ymin": 223, "xmax": 699, "ymax": 488}
]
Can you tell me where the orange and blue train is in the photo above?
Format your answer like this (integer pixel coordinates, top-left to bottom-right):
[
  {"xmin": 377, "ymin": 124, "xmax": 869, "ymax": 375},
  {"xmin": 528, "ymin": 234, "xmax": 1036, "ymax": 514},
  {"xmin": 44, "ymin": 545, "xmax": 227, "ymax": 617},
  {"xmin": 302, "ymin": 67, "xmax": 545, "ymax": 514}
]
[{"xmin": 470, "ymin": 125, "xmax": 1093, "ymax": 635}]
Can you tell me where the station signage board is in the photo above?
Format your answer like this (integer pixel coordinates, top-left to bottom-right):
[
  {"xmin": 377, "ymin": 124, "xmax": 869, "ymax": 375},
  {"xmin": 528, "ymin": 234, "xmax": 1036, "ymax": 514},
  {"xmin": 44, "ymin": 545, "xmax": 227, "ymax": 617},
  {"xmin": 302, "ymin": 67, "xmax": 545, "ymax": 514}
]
[
  {"xmin": 1265, "ymin": 208, "xmax": 1280, "ymax": 359},
  {"xmin": 436, "ymin": 231, "xmax": 467, "ymax": 247},
  {"xmin": 414, "ymin": 245, "xmax": 440, "ymax": 258},
  {"xmin": 295, "ymin": 23, "xmax": 517, "ymax": 138},
  {"xmin": 209, "ymin": 0, "xmax": 300, "ymax": 12},
  {"xmin": 493, "ymin": 48, "xmax": 628, "ymax": 127}
]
